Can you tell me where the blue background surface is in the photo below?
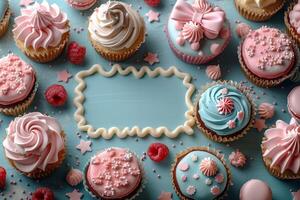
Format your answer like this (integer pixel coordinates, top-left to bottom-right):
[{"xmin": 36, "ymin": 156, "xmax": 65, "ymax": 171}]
[{"xmin": 0, "ymin": 0, "xmax": 299, "ymax": 199}]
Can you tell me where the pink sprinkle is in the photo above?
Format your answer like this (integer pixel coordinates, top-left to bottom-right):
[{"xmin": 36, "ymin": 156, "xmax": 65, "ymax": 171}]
[
  {"xmin": 228, "ymin": 120, "xmax": 236, "ymax": 129},
  {"xmin": 182, "ymin": 175, "xmax": 187, "ymax": 182},
  {"xmin": 178, "ymin": 163, "xmax": 189, "ymax": 171},
  {"xmin": 237, "ymin": 111, "xmax": 244, "ymax": 121}
]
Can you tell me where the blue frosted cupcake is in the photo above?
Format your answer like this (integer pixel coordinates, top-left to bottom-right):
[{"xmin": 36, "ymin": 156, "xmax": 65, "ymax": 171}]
[
  {"xmin": 171, "ymin": 146, "xmax": 231, "ymax": 199},
  {"xmin": 166, "ymin": 0, "xmax": 231, "ymax": 64},
  {"xmin": 0, "ymin": 0, "xmax": 10, "ymax": 37},
  {"xmin": 195, "ymin": 81, "xmax": 255, "ymax": 142}
]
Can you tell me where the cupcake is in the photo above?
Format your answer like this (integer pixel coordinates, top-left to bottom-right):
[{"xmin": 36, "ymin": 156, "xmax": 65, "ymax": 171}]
[
  {"xmin": 84, "ymin": 147, "xmax": 145, "ymax": 199},
  {"xmin": 166, "ymin": 0, "xmax": 231, "ymax": 64},
  {"xmin": 234, "ymin": 0, "xmax": 285, "ymax": 21},
  {"xmin": 66, "ymin": 0, "xmax": 97, "ymax": 10},
  {"xmin": 288, "ymin": 86, "xmax": 300, "ymax": 122},
  {"xmin": 286, "ymin": 1, "xmax": 300, "ymax": 54},
  {"xmin": 240, "ymin": 179, "xmax": 272, "ymax": 200},
  {"xmin": 3, "ymin": 112, "xmax": 66, "ymax": 179},
  {"xmin": 171, "ymin": 147, "xmax": 231, "ymax": 199},
  {"xmin": 0, "ymin": 0, "xmax": 10, "ymax": 38},
  {"xmin": 261, "ymin": 120, "xmax": 300, "ymax": 179},
  {"xmin": 0, "ymin": 54, "xmax": 37, "ymax": 116},
  {"xmin": 195, "ymin": 81, "xmax": 255, "ymax": 143},
  {"xmin": 238, "ymin": 26, "xmax": 298, "ymax": 88},
  {"xmin": 13, "ymin": 1, "xmax": 70, "ymax": 63},
  {"xmin": 88, "ymin": 1, "xmax": 146, "ymax": 61}
]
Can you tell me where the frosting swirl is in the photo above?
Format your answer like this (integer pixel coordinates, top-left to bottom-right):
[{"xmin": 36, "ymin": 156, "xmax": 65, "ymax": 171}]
[
  {"xmin": 198, "ymin": 84, "xmax": 251, "ymax": 136},
  {"xmin": 13, "ymin": 1, "xmax": 69, "ymax": 50},
  {"xmin": 3, "ymin": 112, "xmax": 64, "ymax": 173},
  {"xmin": 88, "ymin": 1, "xmax": 145, "ymax": 51},
  {"xmin": 262, "ymin": 120, "xmax": 300, "ymax": 174},
  {"xmin": 289, "ymin": 1, "xmax": 300, "ymax": 34}
]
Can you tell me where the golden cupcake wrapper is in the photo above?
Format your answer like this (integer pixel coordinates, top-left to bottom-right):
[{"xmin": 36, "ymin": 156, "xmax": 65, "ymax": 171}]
[
  {"xmin": 194, "ymin": 80, "xmax": 256, "ymax": 143},
  {"xmin": 170, "ymin": 146, "xmax": 232, "ymax": 200},
  {"xmin": 89, "ymin": 27, "xmax": 146, "ymax": 62},
  {"xmin": 83, "ymin": 148, "xmax": 146, "ymax": 200},
  {"xmin": 14, "ymin": 25, "xmax": 70, "ymax": 63},
  {"xmin": 238, "ymin": 41, "xmax": 299, "ymax": 88},
  {"xmin": 0, "ymin": 81, "xmax": 38, "ymax": 116},
  {"xmin": 234, "ymin": 0, "xmax": 285, "ymax": 21},
  {"xmin": 285, "ymin": 1, "xmax": 300, "ymax": 46},
  {"xmin": 0, "ymin": 8, "xmax": 11, "ymax": 38},
  {"xmin": 261, "ymin": 136, "xmax": 300, "ymax": 180},
  {"xmin": 6, "ymin": 131, "xmax": 66, "ymax": 179}
]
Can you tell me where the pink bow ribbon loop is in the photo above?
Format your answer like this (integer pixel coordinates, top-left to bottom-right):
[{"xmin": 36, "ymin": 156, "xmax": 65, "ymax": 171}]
[{"xmin": 170, "ymin": 0, "xmax": 225, "ymax": 39}]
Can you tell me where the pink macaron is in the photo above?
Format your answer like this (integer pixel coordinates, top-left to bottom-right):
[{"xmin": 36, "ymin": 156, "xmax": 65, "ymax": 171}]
[
  {"xmin": 66, "ymin": 0, "xmax": 96, "ymax": 10},
  {"xmin": 288, "ymin": 86, "xmax": 300, "ymax": 121},
  {"xmin": 240, "ymin": 179, "xmax": 272, "ymax": 200}
]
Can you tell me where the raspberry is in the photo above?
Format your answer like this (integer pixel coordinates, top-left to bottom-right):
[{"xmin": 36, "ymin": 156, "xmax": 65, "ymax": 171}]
[
  {"xmin": 32, "ymin": 187, "xmax": 54, "ymax": 200},
  {"xmin": 144, "ymin": 0, "xmax": 160, "ymax": 7},
  {"xmin": 147, "ymin": 143, "xmax": 169, "ymax": 162},
  {"xmin": 67, "ymin": 41, "xmax": 86, "ymax": 65},
  {"xmin": 44, "ymin": 84, "xmax": 68, "ymax": 107},
  {"xmin": 0, "ymin": 167, "xmax": 6, "ymax": 190}
]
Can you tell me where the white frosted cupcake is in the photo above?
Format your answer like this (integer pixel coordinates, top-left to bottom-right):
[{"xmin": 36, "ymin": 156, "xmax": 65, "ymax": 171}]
[{"xmin": 88, "ymin": 1, "xmax": 146, "ymax": 61}]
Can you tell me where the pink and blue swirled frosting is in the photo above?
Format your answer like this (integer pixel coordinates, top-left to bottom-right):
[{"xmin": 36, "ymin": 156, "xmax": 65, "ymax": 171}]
[
  {"xmin": 198, "ymin": 84, "xmax": 251, "ymax": 136},
  {"xmin": 3, "ymin": 112, "xmax": 65, "ymax": 173},
  {"xmin": 13, "ymin": 1, "xmax": 69, "ymax": 50}
]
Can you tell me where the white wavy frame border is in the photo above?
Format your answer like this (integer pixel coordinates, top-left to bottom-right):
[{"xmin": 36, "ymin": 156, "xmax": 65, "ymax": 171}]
[{"xmin": 74, "ymin": 64, "xmax": 196, "ymax": 139}]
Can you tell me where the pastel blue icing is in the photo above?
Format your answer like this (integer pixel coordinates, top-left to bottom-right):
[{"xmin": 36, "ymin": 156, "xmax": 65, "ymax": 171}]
[
  {"xmin": 0, "ymin": 0, "xmax": 8, "ymax": 20},
  {"xmin": 167, "ymin": 0, "xmax": 230, "ymax": 57},
  {"xmin": 198, "ymin": 84, "xmax": 251, "ymax": 136},
  {"xmin": 175, "ymin": 151, "xmax": 228, "ymax": 200}
]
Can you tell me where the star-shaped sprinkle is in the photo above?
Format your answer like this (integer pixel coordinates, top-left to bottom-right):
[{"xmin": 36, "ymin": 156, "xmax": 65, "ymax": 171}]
[
  {"xmin": 20, "ymin": 0, "xmax": 35, "ymax": 7},
  {"xmin": 144, "ymin": 52, "xmax": 159, "ymax": 65},
  {"xmin": 76, "ymin": 140, "xmax": 92, "ymax": 155},
  {"xmin": 158, "ymin": 191, "xmax": 173, "ymax": 200},
  {"xmin": 145, "ymin": 10, "xmax": 160, "ymax": 22},
  {"xmin": 57, "ymin": 70, "xmax": 72, "ymax": 83},
  {"xmin": 292, "ymin": 189, "xmax": 300, "ymax": 200},
  {"xmin": 254, "ymin": 119, "xmax": 267, "ymax": 132},
  {"xmin": 66, "ymin": 189, "xmax": 83, "ymax": 200}
]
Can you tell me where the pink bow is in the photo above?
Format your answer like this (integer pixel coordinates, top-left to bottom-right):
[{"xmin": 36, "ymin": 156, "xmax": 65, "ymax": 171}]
[{"xmin": 170, "ymin": 0, "xmax": 225, "ymax": 39}]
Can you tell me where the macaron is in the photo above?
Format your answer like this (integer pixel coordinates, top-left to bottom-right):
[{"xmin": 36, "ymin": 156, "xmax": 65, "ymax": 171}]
[{"xmin": 240, "ymin": 179, "xmax": 272, "ymax": 200}]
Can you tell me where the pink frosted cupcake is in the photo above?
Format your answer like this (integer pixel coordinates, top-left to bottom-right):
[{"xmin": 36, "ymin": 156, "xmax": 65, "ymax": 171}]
[
  {"xmin": 285, "ymin": 0, "xmax": 300, "ymax": 46},
  {"xmin": 3, "ymin": 112, "xmax": 66, "ymax": 179},
  {"xmin": 84, "ymin": 147, "xmax": 145, "ymax": 199},
  {"xmin": 166, "ymin": 0, "xmax": 231, "ymax": 64},
  {"xmin": 66, "ymin": 0, "xmax": 97, "ymax": 10},
  {"xmin": 0, "ymin": 54, "xmax": 37, "ymax": 116},
  {"xmin": 13, "ymin": 1, "xmax": 70, "ymax": 63},
  {"xmin": 261, "ymin": 119, "xmax": 300, "ymax": 179},
  {"xmin": 239, "ymin": 26, "xmax": 298, "ymax": 88}
]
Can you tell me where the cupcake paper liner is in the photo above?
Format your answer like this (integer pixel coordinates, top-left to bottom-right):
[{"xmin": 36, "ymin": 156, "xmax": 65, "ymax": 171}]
[
  {"xmin": 194, "ymin": 80, "xmax": 256, "ymax": 143},
  {"xmin": 0, "ymin": 81, "xmax": 38, "ymax": 116},
  {"xmin": 166, "ymin": 22, "xmax": 231, "ymax": 65},
  {"xmin": 234, "ymin": 0, "xmax": 285, "ymax": 21},
  {"xmin": 238, "ymin": 41, "xmax": 300, "ymax": 88},
  {"xmin": 89, "ymin": 27, "xmax": 146, "ymax": 62},
  {"xmin": 170, "ymin": 146, "xmax": 232, "ymax": 200},
  {"xmin": 83, "ymin": 149, "xmax": 146, "ymax": 200},
  {"xmin": 0, "ymin": 8, "xmax": 11, "ymax": 38},
  {"xmin": 261, "ymin": 135, "xmax": 300, "ymax": 180},
  {"xmin": 7, "ymin": 131, "xmax": 66, "ymax": 179},
  {"xmin": 14, "ymin": 27, "xmax": 70, "ymax": 63},
  {"xmin": 285, "ymin": 1, "xmax": 300, "ymax": 47}
]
